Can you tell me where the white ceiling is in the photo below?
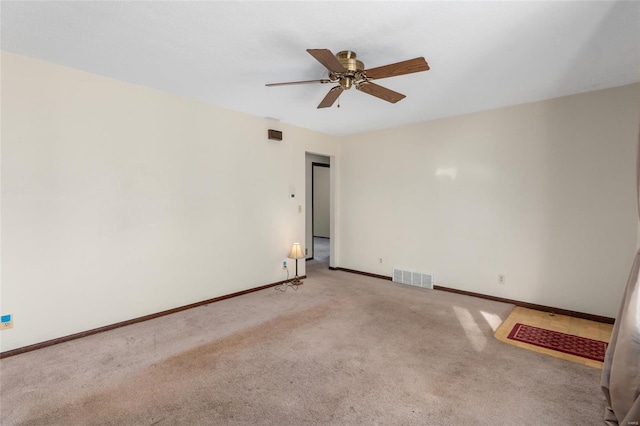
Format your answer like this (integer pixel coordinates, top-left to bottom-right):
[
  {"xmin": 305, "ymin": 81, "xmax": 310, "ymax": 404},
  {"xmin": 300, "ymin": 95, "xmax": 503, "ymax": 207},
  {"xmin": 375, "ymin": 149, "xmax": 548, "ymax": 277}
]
[{"xmin": 2, "ymin": 1, "xmax": 639, "ymax": 136}]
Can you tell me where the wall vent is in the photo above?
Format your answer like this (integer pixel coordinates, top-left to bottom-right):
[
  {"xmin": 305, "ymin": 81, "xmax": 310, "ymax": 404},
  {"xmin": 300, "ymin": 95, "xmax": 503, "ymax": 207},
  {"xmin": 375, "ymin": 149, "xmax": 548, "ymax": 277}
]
[
  {"xmin": 392, "ymin": 268, "xmax": 434, "ymax": 289},
  {"xmin": 268, "ymin": 129, "xmax": 283, "ymax": 141}
]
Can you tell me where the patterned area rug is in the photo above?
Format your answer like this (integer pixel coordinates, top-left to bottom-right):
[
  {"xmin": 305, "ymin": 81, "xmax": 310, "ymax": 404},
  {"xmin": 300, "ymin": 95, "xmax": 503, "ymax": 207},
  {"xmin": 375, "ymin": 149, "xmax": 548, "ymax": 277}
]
[{"xmin": 507, "ymin": 323, "xmax": 608, "ymax": 362}]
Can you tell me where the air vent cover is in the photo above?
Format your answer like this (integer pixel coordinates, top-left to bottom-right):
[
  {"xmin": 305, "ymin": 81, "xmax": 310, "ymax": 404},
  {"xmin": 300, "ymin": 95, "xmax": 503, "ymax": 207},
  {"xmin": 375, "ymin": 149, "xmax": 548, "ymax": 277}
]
[
  {"xmin": 392, "ymin": 268, "xmax": 433, "ymax": 289},
  {"xmin": 268, "ymin": 129, "xmax": 283, "ymax": 141}
]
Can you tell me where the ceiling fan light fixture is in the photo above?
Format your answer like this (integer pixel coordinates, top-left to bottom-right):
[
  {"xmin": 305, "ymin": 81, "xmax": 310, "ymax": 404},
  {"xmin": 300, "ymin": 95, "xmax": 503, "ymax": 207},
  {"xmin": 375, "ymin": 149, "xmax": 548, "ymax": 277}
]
[{"xmin": 340, "ymin": 77, "xmax": 352, "ymax": 90}]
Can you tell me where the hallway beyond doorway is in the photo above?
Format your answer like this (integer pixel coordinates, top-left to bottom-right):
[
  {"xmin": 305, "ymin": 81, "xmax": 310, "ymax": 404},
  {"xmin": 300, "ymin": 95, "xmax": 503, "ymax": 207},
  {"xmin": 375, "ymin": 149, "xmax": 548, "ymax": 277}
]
[{"xmin": 306, "ymin": 237, "xmax": 329, "ymax": 273}]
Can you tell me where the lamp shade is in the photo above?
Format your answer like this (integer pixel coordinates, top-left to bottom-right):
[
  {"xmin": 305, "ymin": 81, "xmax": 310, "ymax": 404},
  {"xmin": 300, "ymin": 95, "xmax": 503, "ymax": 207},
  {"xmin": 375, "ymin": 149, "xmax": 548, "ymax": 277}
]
[{"xmin": 288, "ymin": 243, "xmax": 305, "ymax": 259}]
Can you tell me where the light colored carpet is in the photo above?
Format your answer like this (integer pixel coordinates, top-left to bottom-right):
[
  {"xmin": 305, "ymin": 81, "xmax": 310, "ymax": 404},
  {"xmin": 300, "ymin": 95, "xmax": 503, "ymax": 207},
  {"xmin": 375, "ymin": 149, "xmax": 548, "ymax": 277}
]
[
  {"xmin": 312, "ymin": 237, "xmax": 330, "ymax": 264},
  {"xmin": 0, "ymin": 266, "xmax": 604, "ymax": 425}
]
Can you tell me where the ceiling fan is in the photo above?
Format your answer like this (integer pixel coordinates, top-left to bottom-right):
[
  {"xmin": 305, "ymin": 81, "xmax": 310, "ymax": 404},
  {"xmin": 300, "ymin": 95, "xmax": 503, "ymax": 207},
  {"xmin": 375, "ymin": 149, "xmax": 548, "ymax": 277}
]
[{"xmin": 266, "ymin": 49, "xmax": 430, "ymax": 109}]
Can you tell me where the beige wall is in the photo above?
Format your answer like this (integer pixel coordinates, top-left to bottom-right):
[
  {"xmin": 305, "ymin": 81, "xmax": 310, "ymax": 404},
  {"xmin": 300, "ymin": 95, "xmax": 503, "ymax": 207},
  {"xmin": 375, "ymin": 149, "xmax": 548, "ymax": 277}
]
[
  {"xmin": 0, "ymin": 52, "xmax": 339, "ymax": 351},
  {"xmin": 338, "ymin": 84, "xmax": 640, "ymax": 318},
  {"xmin": 3, "ymin": 50, "xmax": 637, "ymax": 352}
]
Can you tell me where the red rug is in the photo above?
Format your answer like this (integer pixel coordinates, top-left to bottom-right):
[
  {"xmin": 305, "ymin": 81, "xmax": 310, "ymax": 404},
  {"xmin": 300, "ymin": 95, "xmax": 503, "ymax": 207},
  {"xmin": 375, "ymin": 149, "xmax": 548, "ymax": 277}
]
[{"xmin": 507, "ymin": 323, "xmax": 608, "ymax": 362}]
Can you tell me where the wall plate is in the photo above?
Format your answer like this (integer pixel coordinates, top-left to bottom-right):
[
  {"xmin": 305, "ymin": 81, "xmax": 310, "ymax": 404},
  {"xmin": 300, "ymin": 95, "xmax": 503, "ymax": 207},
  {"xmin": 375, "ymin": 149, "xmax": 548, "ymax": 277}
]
[{"xmin": 1, "ymin": 314, "xmax": 13, "ymax": 330}]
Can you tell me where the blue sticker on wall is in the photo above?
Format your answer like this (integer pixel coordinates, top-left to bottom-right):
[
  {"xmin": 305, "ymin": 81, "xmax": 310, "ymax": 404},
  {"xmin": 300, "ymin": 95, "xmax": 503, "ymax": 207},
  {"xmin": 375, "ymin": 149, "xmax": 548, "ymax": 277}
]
[{"xmin": 1, "ymin": 315, "xmax": 11, "ymax": 323}]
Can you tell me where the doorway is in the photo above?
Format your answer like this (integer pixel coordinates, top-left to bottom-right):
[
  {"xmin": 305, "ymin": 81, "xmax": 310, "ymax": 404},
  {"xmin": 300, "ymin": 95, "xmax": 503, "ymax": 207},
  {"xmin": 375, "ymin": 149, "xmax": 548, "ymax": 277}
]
[
  {"xmin": 312, "ymin": 162, "xmax": 330, "ymax": 264},
  {"xmin": 305, "ymin": 153, "xmax": 331, "ymax": 270}
]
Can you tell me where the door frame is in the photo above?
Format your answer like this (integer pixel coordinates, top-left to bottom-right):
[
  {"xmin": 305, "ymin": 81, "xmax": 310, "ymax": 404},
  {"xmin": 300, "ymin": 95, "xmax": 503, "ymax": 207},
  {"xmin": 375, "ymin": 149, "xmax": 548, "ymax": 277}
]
[{"xmin": 312, "ymin": 162, "xmax": 330, "ymax": 250}]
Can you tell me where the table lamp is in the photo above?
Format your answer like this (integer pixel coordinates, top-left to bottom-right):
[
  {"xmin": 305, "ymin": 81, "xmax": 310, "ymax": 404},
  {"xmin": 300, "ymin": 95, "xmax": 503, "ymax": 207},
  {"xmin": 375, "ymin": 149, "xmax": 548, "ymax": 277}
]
[{"xmin": 288, "ymin": 243, "xmax": 305, "ymax": 285}]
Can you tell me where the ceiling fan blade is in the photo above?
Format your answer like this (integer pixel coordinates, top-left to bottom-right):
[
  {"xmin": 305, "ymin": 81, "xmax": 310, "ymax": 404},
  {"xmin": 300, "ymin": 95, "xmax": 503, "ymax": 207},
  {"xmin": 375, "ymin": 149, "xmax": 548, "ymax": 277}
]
[
  {"xmin": 266, "ymin": 79, "xmax": 333, "ymax": 87},
  {"xmin": 307, "ymin": 49, "xmax": 347, "ymax": 73},
  {"xmin": 357, "ymin": 82, "xmax": 406, "ymax": 103},
  {"xmin": 364, "ymin": 57, "xmax": 430, "ymax": 80},
  {"xmin": 318, "ymin": 86, "xmax": 344, "ymax": 108}
]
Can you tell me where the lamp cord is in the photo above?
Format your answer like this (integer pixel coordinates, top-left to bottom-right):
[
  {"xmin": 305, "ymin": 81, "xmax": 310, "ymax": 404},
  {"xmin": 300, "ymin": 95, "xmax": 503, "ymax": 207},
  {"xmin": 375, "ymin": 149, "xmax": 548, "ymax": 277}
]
[{"xmin": 274, "ymin": 268, "xmax": 298, "ymax": 292}]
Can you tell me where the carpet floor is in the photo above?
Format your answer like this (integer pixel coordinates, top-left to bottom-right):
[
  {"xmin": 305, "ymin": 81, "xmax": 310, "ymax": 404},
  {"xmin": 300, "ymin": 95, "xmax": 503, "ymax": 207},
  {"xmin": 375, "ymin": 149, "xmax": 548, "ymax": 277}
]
[{"xmin": 0, "ymin": 263, "xmax": 605, "ymax": 425}]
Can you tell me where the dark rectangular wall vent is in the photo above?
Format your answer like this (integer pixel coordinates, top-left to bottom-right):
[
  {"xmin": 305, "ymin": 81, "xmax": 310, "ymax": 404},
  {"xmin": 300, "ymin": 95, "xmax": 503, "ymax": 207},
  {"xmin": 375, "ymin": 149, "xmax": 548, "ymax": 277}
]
[{"xmin": 268, "ymin": 129, "xmax": 283, "ymax": 141}]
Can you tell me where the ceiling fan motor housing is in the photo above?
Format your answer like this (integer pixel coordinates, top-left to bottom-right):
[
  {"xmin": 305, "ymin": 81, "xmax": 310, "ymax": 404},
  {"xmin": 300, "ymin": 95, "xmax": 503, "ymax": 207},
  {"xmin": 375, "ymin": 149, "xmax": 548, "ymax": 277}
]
[{"xmin": 333, "ymin": 51, "xmax": 365, "ymax": 90}]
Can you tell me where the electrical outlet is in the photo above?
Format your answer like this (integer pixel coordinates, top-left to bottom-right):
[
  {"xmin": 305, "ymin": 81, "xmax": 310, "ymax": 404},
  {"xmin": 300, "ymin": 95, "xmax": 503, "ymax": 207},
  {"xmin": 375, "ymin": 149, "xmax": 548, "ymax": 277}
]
[
  {"xmin": 1, "ymin": 314, "xmax": 13, "ymax": 330},
  {"xmin": 498, "ymin": 274, "xmax": 506, "ymax": 285},
  {"xmin": 282, "ymin": 260, "xmax": 288, "ymax": 270},
  {"xmin": 379, "ymin": 258, "xmax": 383, "ymax": 264}
]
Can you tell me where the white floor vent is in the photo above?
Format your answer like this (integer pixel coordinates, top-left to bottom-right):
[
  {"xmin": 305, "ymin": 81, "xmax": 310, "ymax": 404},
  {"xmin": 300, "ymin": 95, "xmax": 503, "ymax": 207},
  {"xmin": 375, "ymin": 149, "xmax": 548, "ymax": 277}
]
[{"xmin": 392, "ymin": 268, "xmax": 434, "ymax": 289}]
